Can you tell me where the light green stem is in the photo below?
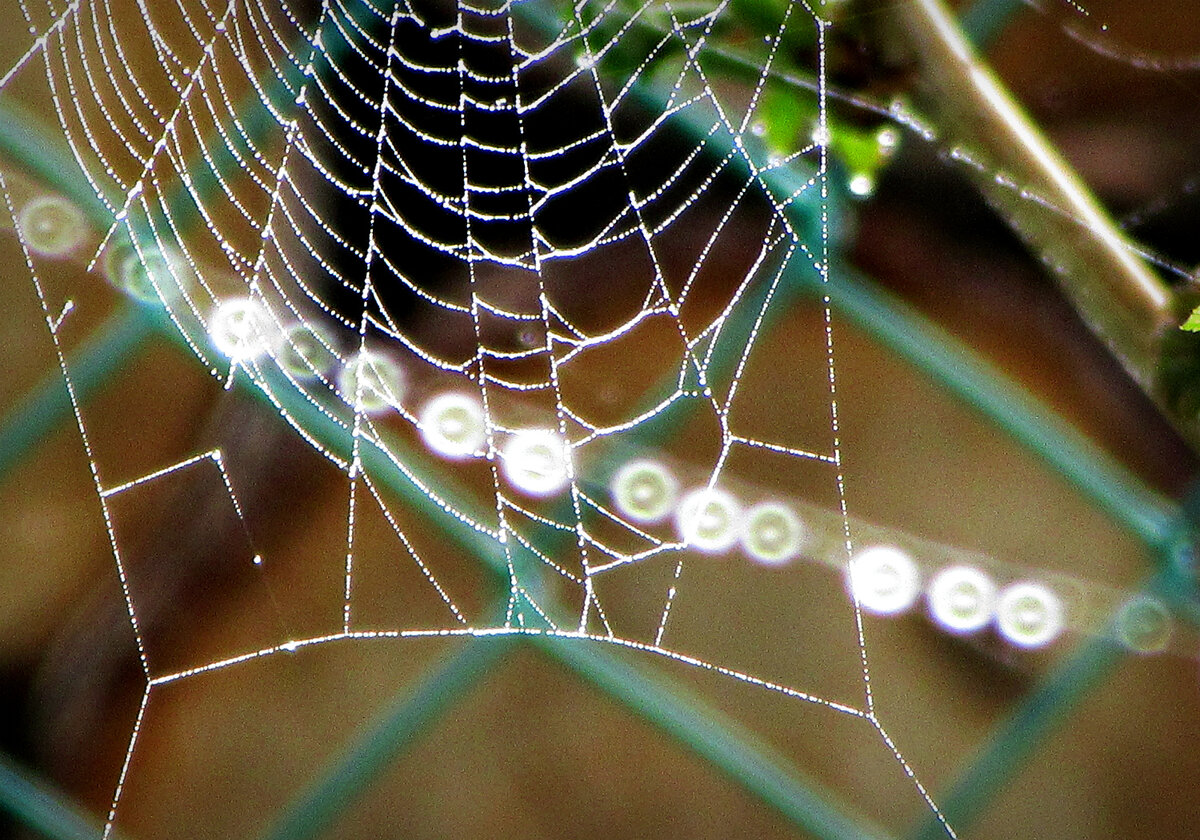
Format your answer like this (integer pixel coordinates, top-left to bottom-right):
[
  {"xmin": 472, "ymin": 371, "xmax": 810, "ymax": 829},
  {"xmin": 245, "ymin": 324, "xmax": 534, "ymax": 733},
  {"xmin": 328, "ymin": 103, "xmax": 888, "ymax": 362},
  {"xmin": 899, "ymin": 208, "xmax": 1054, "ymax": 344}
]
[{"xmin": 894, "ymin": 0, "xmax": 1177, "ymax": 394}]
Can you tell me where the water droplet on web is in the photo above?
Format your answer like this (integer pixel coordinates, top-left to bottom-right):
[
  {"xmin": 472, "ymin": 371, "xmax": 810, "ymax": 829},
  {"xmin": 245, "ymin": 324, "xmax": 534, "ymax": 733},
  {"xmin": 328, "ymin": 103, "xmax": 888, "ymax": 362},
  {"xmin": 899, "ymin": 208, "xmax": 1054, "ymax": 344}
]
[
  {"xmin": 847, "ymin": 173, "xmax": 875, "ymax": 198},
  {"xmin": 104, "ymin": 244, "xmax": 190, "ymax": 304},
  {"xmin": 741, "ymin": 501, "xmax": 804, "ymax": 566},
  {"xmin": 996, "ymin": 581, "xmax": 1063, "ymax": 648},
  {"xmin": 1115, "ymin": 595, "xmax": 1171, "ymax": 654},
  {"xmin": 500, "ymin": 429, "xmax": 571, "ymax": 496},
  {"xmin": 277, "ymin": 322, "xmax": 336, "ymax": 380},
  {"xmin": 209, "ymin": 297, "xmax": 274, "ymax": 362}
]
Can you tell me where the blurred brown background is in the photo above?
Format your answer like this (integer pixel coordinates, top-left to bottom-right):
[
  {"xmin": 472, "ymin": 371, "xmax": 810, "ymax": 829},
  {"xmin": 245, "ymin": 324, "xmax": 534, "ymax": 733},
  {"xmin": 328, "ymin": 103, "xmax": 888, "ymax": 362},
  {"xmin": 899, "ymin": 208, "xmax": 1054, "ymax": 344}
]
[{"xmin": 1, "ymin": 0, "xmax": 1200, "ymax": 838}]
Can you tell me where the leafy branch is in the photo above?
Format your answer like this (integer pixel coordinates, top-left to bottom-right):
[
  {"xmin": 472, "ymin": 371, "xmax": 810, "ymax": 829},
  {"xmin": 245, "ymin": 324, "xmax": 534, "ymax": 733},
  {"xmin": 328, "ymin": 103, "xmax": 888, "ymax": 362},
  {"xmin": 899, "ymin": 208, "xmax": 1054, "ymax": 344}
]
[{"xmin": 622, "ymin": 0, "xmax": 1200, "ymax": 452}]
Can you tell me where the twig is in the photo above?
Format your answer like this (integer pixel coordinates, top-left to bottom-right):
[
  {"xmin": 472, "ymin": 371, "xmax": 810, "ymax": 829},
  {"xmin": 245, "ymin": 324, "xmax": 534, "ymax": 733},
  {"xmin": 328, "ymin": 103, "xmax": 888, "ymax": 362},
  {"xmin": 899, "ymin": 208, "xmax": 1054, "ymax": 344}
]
[{"xmin": 892, "ymin": 0, "xmax": 1177, "ymax": 396}]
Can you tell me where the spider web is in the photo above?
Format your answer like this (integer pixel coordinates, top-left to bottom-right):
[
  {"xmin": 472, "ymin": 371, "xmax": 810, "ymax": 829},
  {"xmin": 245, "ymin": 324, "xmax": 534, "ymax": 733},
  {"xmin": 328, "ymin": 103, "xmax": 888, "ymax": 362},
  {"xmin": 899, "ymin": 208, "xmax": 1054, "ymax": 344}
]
[{"xmin": 1, "ymin": 0, "xmax": 1191, "ymax": 838}]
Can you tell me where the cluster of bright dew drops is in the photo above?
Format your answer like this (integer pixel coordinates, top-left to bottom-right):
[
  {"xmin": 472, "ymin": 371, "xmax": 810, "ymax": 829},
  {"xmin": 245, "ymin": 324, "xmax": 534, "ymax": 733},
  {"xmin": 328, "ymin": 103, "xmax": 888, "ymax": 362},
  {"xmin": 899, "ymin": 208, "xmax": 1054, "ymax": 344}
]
[{"xmin": 13, "ymin": 191, "xmax": 1180, "ymax": 660}]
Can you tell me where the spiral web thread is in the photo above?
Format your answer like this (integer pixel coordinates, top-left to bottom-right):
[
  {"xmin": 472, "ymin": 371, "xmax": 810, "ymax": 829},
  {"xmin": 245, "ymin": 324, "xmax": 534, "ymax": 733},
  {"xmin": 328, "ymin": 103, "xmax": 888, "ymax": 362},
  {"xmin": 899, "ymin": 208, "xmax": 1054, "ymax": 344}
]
[{"xmin": 1, "ymin": 0, "xmax": 1114, "ymax": 836}]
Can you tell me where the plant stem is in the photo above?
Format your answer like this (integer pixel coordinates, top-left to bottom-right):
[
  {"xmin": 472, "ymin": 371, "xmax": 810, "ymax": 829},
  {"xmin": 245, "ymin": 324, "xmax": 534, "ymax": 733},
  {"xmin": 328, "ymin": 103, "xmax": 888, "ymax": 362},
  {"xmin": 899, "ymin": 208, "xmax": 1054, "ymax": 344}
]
[{"xmin": 893, "ymin": 0, "xmax": 1176, "ymax": 394}]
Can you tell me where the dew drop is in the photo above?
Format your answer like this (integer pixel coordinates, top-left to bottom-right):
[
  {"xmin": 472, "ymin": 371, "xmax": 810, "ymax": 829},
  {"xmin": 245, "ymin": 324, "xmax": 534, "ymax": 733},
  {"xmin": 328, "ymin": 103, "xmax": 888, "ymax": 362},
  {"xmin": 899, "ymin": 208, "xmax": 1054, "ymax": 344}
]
[
  {"xmin": 277, "ymin": 322, "xmax": 336, "ymax": 380},
  {"xmin": 996, "ymin": 581, "xmax": 1064, "ymax": 649},
  {"xmin": 17, "ymin": 195, "xmax": 86, "ymax": 258},
  {"xmin": 419, "ymin": 392, "xmax": 487, "ymax": 460},
  {"xmin": 675, "ymin": 487, "xmax": 742, "ymax": 554},
  {"xmin": 926, "ymin": 565, "xmax": 995, "ymax": 634},
  {"xmin": 209, "ymin": 297, "xmax": 274, "ymax": 362},
  {"xmin": 611, "ymin": 459, "xmax": 678, "ymax": 525},
  {"xmin": 847, "ymin": 546, "xmax": 920, "ymax": 616},
  {"xmin": 740, "ymin": 501, "xmax": 804, "ymax": 566},
  {"xmin": 500, "ymin": 429, "xmax": 572, "ymax": 497},
  {"xmin": 338, "ymin": 350, "xmax": 406, "ymax": 415}
]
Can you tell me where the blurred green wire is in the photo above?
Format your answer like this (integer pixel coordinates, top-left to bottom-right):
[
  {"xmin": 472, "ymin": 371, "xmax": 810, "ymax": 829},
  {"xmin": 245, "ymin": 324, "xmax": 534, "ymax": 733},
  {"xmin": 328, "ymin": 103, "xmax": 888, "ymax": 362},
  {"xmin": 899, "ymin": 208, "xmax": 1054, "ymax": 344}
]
[{"xmin": 0, "ymin": 1, "xmax": 1192, "ymax": 840}]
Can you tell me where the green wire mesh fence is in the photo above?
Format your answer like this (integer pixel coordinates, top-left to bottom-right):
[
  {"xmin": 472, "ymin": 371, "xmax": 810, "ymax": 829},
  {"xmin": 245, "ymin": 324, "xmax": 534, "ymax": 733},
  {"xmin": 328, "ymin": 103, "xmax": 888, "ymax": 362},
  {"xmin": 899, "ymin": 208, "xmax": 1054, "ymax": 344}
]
[{"xmin": 1, "ymin": 1, "xmax": 1197, "ymax": 839}]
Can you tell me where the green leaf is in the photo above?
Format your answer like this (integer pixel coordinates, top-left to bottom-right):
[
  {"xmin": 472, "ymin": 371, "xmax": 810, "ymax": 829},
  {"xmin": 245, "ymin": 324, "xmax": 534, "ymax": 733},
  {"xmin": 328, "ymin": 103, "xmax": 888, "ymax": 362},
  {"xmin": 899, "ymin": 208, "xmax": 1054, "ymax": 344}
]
[
  {"xmin": 1182, "ymin": 304, "xmax": 1200, "ymax": 332},
  {"xmin": 759, "ymin": 83, "xmax": 816, "ymax": 154}
]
